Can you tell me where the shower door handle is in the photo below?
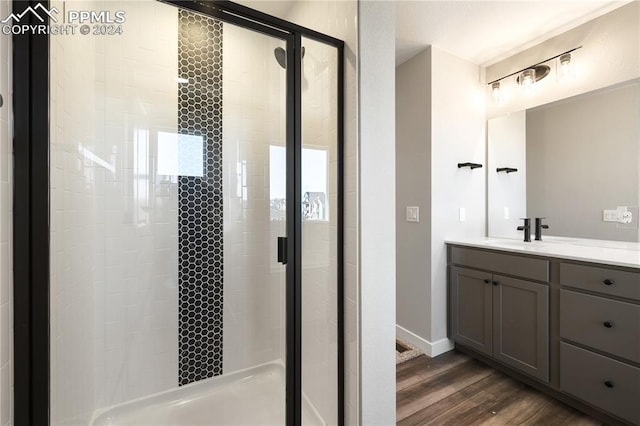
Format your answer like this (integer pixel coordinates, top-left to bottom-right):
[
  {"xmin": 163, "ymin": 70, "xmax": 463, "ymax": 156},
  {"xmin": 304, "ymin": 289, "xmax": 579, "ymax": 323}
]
[{"xmin": 277, "ymin": 237, "xmax": 288, "ymax": 265}]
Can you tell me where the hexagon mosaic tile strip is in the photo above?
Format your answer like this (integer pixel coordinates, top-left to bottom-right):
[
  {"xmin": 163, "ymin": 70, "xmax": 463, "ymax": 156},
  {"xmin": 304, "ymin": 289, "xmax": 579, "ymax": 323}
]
[{"xmin": 177, "ymin": 9, "xmax": 224, "ymax": 386}]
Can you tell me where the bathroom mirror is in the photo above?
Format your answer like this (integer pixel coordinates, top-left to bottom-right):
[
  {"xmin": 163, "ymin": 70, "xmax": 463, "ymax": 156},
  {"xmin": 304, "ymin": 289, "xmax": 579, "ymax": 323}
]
[{"xmin": 488, "ymin": 79, "xmax": 640, "ymax": 242}]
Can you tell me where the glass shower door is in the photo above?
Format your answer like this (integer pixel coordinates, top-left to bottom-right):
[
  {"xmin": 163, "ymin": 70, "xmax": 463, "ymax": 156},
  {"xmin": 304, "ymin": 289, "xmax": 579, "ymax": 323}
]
[
  {"xmin": 49, "ymin": 1, "xmax": 291, "ymax": 424},
  {"xmin": 301, "ymin": 36, "xmax": 341, "ymax": 426}
]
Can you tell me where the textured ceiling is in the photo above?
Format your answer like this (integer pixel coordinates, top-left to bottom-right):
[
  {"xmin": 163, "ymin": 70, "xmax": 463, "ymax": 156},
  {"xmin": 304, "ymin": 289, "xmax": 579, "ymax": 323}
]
[{"xmin": 396, "ymin": 0, "xmax": 633, "ymax": 66}]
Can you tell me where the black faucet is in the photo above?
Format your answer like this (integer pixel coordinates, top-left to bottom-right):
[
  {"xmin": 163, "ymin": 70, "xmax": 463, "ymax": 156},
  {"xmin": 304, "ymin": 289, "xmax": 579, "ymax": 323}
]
[
  {"xmin": 517, "ymin": 218, "xmax": 532, "ymax": 242},
  {"xmin": 535, "ymin": 217, "xmax": 549, "ymax": 241}
]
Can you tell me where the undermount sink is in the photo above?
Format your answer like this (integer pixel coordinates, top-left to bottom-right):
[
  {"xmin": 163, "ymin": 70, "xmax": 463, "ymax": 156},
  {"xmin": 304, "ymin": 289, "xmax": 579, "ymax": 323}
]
[
  {"xmin": 480, "ymin": 239, "xmax": 559, "ymax": 253},
  {"xmin": 538, "ymin": 236, "xmax": 580, "ymax": 244},
  {"xmin": 483, "ymin": 237, "xmax": 640, "ymax": 252},
  {"xmin": 483, "ymin": 239, "xmax": 537, "ymax": 247}
]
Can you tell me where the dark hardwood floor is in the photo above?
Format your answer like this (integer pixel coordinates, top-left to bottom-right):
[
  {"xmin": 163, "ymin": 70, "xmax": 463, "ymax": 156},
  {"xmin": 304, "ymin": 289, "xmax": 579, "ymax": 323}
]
[{"xmin": 397, "ymin": 351, "xmax": 600, "ymax": 425}]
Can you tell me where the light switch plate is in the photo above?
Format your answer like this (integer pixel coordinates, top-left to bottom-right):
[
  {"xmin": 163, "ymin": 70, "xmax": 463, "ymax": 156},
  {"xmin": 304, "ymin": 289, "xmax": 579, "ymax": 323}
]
[
  {"xmin": 504, "ymin": 207, "xmax": 510, "ymax": 220},
  {"xmin": 603, "ymin": 209, "xmax": 618, "ymax": 222},
  {"xmin": 406, "ymin": 206, "xmax": 419, "ymax": 223},
  {"xmin": 459, "ymin": 207, "xmax": 466, "ymax": 222}
]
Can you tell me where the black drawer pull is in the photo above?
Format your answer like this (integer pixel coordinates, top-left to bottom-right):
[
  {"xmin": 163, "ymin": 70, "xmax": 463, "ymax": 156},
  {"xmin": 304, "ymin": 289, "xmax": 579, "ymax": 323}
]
[
  {"xmin": 484, "ymin": 279, "xmax": 490, "ymax": 284},
  {"xmin": 604, "ymin": 381, "xmax": 614, "ymax": 388},
  {"xmin": 603, "ymin": 321, "xmax": 614, "ymax": 328},
  {"xmin": 603, "ymin": 279, "xmax": 614, "ymax": 286},
  {"xmin": 493, "ymin": 281, "xmax": 499, "ymax": 286}
]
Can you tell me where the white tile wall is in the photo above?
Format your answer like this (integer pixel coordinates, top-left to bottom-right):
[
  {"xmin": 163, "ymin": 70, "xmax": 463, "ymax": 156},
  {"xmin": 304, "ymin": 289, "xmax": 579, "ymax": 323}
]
[
  {"xmin": 50, "ymin": 5, "xmax": 99, "ymax": 419},
  {"xmin": 0, "ymin": 1, "xmax": 11, "ymax": 424},
  {"xmin": 222, "ymin": 23, "xmax": 288, "ymax": 374},
  {"xmin": 50, "ymin": 1, "xmax": 179, "ymax": 423}
]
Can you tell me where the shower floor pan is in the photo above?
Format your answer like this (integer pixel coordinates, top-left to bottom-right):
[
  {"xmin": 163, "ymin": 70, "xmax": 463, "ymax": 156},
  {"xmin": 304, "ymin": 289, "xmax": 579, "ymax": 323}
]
[{"xmin": 91, "ymin": 362, "xmax": 325, "ymax": 426}]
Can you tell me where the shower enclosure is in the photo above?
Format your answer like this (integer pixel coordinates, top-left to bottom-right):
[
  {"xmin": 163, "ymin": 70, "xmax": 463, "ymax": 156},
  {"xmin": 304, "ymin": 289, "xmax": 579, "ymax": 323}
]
[{"xmin": 13, "ymin": 1, "xmax": 343, "ymax": 424}]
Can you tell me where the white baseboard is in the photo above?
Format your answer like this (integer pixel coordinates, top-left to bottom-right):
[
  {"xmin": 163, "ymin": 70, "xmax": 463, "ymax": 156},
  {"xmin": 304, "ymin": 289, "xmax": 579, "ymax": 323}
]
[{"xmin": 396, "ymin": 325, "xmax": 454, "ymax": 357}]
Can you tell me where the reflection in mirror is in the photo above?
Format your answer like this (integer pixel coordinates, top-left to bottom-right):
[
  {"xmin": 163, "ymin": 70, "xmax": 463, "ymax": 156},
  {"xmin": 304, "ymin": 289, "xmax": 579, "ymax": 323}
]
[{"xmin": 488, "ymin": 79, "xmax": 640, "ymax": 242}]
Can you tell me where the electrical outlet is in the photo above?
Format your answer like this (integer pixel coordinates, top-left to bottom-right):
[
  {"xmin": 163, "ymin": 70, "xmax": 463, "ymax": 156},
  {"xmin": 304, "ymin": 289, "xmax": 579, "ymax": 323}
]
[
  {"xmin": 504, "ymin": 207, "xmax": 510, "ymax": 220},
  {"xmin": 617, "ymin": 206, "xmax": 629, "ymax": 223},
  {"xmin": 616, "ymin": 206, "xmax": 638, "ymax": 229}
]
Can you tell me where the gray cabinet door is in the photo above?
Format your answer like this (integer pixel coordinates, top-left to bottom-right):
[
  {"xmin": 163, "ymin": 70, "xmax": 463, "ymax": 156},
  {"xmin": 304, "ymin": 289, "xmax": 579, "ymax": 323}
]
[
  {"xmin": 450, "ymin": 266, "xmax": 493, "ymax": 356},
  {"xmin": 493, "ymin": 275, "xmax": 549, "ymax": 382}
]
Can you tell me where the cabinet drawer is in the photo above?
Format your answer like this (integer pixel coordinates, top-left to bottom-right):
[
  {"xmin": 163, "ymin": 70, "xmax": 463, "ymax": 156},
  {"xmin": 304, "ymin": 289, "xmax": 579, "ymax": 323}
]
[
  {"xmin": 560, "ymin": 263, "xmax": 640, "ymax": 301},
  {"xmin": 450, "ymin": 247, "xmax": 549, "ymax": 282},
  {"xmin": 560, "ymin": 342, "xmax": 640, "ymax": 425},
  {"xmin": 560, "ymin": 290, "xmax": 640, "ymax": 363}
]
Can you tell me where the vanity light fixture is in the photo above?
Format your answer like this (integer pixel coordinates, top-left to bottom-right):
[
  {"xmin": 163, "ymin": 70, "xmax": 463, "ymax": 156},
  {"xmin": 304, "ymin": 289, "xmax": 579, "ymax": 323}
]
[{"xmin": 487, "ymin": 46, "xmax": 582, "ymax": 100}]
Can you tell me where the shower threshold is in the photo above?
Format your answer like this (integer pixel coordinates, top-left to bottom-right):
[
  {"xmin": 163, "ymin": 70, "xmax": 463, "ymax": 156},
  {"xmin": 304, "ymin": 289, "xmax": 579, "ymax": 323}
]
[{"xmin": 90, "ymin": 361, "xmax": 325, "ymax": 425}]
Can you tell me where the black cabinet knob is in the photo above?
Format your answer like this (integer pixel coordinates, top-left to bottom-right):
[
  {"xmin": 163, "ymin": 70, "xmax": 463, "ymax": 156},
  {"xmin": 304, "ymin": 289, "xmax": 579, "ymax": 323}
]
[
  {"xmin": 493, "ymin": 281, "xmax": 499, "ymax": 286},
  {"xmin": 604, "ymin": 279, "xmax": 614, "ymax": 286},
  {"xmin": 484, "ymin": 279, "xmax": 490, "ymax": 284},
  {"xmin": 603, "ymin": 321, "xmax": 614, "ymax": 328},
  {"xmin": 604, "ymin": 381, "xmax": 614, "ymax": 388}
]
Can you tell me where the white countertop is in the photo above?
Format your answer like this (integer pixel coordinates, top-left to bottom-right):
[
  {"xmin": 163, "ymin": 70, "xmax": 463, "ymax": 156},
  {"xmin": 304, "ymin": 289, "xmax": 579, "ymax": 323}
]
[{"xmin": 445, "ymin": 236, "xmax": 640, "ymax": 269}]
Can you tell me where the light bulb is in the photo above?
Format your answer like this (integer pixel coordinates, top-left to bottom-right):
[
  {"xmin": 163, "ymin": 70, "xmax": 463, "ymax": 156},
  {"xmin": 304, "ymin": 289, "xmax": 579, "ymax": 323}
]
[
  {"xmin": 522, "ymin": 69, "xmax": 535, "ymax": 86},
  {"xmin": 558, "ymin": 53, "xmax": 573, "ymax": 81},
  {"xmin": 491, "ymin": 82, "xmax": 501, "ymax": 102},
  {"xmin": 519, "ymin": 68, "xmax": 536, "ymax": 93}
]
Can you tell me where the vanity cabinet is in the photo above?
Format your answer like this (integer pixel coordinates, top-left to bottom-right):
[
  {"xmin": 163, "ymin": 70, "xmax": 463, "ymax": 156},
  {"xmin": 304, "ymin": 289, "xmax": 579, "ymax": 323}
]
[
  {"xmin": 449, "ymin": 247, "xmax": 550, "ymax": 382},
  {"xmin": 448, "ymin": 243, "xmax": 640, "ymax": 425},
  {"xmin": 559, "ymin": 262, "xmax": 640, "ymax": 425}
]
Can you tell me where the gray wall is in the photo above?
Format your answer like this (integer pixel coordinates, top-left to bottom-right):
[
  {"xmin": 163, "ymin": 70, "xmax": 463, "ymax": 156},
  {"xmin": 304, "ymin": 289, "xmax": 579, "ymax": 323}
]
[
  {"xmin": 526, "ymin": 82, "xmax": 640, "ymax": 242},
  {"xmin": 395, "ymin": 46, "xmax": 485, "ymax": 355},
  {"xmin": 396, "ymin": 48, "xmax": 432, "ymax": 340}
]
